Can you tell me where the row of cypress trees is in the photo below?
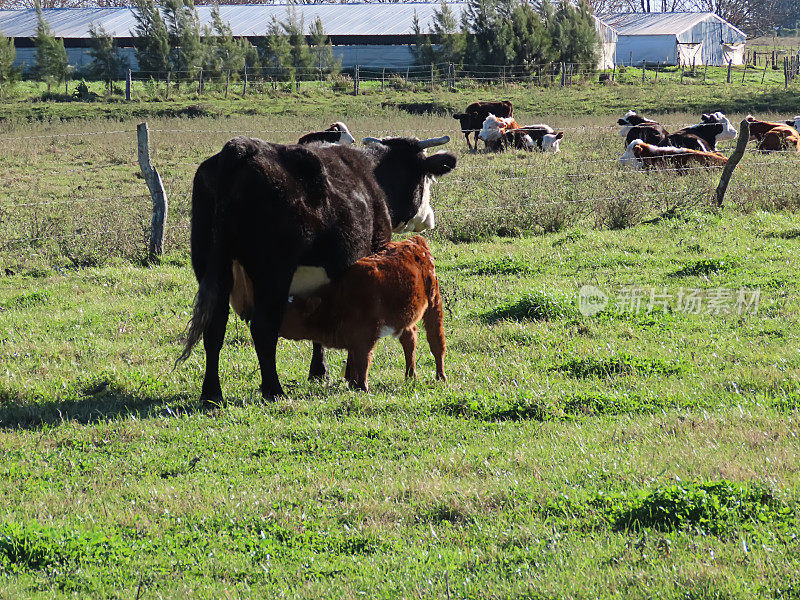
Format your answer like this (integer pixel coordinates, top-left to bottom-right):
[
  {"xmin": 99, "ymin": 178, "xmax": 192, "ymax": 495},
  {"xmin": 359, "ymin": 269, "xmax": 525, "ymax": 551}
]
[
  {"xmin": 413, "ymin": 0, "xmax": 600, "ymax": 70},
  {"xmin": 0, "ymin": 0, "xmax": 342, "ymax": 92}
]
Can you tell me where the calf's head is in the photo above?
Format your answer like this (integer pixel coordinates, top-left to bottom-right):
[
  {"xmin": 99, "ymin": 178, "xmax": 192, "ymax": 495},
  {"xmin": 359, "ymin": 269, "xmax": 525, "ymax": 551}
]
[
  {"xmin": 363, "ymin": 136, "xmax": 457, "ymax": 233},
  {"xmin": 787, "ymin": 116, "xmax": 800, "ymax": 131},
  {"xmin": 619, "ymin": 139, "xmax": 645, "ymax": 167},
  {"xmin": 542, "ymin": 132, "xmax": 564, "ymax": 153}
]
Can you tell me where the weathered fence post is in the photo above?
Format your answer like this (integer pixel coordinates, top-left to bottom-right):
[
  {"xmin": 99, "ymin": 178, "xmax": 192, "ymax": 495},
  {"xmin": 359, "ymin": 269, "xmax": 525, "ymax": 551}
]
[
  {"xmin": 125, "ymin": 69, "xmax": 132, "ymax": 101},
  {"xmin": 198, "ymin": 69, "xmax": 204, "ymax": 94},
  {"xmin": 761, "ymin": 59, "xmax": 768, "ymax": 84},
  {"xmin": 137, "ymin": 122, "xmax": 169, "ymax": 262},
  {"xmin": 430, "ymin": 63, "xmax": 435, "ymax": 92},
  {"xmin": 242, "ymin": 67, "xmax": 247, "ymax": 97},
  {"xmin": 742, "ymin": 59, "xmax": 747, "ymax": 84},
  {"xmin": 785, "ymin": 57, "xmax": 789, "ymax": 87},
  {"xmin": 642, "ymin": 59, "xmax": 646, "ymax": 83},
  {"xmin": 354, "ymin": 65, "xmax": 359, "ymax": 95},
  {"xmin": 560, "ymin": 62, "xmax": 566, "ymax": 86},
  {"xmin": 225, "ymin": 69, "xmax": 230, "ymax": 99},
  {"xmin": 714, "ymin": 119, "xmax": 749, "ymax": 209},
  {"xmin": 727, "ymin": 60, "xmax": 733, "ymax": 83},
  {"xmin": 166, "ymin": 71, "xmax": 171, "ymax": 99},
  {"xmin": 381, "ymin": 67, "xmax": 385, "ymax": 92}
]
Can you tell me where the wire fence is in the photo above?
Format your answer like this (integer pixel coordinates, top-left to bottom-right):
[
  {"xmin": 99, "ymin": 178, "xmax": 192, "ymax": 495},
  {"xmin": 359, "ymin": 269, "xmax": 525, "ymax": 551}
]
[{"xmin": 0, "ymin": 121, "xmax": 798, "ymax": 263}]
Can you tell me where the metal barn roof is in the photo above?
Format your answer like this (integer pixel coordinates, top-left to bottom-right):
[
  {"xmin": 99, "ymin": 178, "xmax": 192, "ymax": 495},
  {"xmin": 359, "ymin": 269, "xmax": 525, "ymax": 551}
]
[
  {"xmin": 0, "ymin": 3, "xmax": 469, "ymax": 39},
  {"xmin": 598, "ymin": 12, "xmax": 745, "ymax": 38}
]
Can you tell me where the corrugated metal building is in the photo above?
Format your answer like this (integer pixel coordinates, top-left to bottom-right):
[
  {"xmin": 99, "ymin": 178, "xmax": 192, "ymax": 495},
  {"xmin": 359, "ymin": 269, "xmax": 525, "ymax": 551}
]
[
  {"xmin": 597, "ymin": 12, "xmax": 747, "ymax": 66},
  {"xmin": 0, "ymin": 3, "xmax": 470, "ymax": 71},
  {"xmin": 0, "ymin": 5, "xmax": 747, "ymax": 72}
]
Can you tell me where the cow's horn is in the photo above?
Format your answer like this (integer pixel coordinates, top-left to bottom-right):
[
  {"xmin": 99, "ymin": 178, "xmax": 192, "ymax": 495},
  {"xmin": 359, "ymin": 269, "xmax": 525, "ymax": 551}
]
[
  {"xmin": 418, "ymin": 136, "xmax": 450, "ymax": 149},
  {"xmin": 362, "ymin": 137, "xmax": 383, "ymax": 146}
]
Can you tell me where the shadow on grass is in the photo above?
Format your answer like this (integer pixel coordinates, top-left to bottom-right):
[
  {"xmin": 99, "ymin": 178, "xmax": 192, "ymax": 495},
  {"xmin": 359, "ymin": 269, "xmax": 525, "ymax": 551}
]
[{"xmin": 0, "ymin": 389, "xmax": 206, "ymax": 431}]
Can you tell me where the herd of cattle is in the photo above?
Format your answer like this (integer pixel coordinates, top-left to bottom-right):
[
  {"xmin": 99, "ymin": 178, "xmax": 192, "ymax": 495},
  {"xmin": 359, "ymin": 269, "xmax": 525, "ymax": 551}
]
[{"xmin": 179, "ymin": 102, "xmax": 800, "ymax": 401}]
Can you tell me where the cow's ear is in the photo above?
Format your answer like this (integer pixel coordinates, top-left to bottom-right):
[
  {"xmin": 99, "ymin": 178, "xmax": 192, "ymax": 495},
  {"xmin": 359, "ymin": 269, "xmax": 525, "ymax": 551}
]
[
  {"xmin": 424, "ymin": 152, "xmax": 457, "ymax": 176},
  {"xmin": 555, "ymin": 132, "xmax": 564, "ymax": 140},
  {"xmin": 633, "ymin": 144, "xmax": 643, "ymax": 157}
]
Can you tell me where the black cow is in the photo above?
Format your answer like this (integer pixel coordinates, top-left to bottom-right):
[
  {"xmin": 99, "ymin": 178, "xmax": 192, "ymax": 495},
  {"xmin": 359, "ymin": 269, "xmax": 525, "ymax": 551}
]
[
  {"xmin": 298, "ymin": 122, "xmax": 355, "ymax": 145},
  {"xmin": 178, "ymin": 135, "xmax": 456, "ymax": 402},
  {"xmin": 669, "ymin": 112, "xmax": 737, "ymax": 151},
  {"xmin": 453, "ymin": 100, "xmax": 513, "ymax": 150},
  {"xmin": 618, "ymin": 111, "xmax": 670, "ymax": 147}
]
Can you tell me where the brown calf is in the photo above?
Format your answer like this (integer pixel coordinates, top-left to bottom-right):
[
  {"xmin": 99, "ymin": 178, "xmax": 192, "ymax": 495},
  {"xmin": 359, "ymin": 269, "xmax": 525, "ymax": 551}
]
[
  {"xmin": 758, "ymin": 125, "xmax": 800, "ymax": 152},
  {"xmin": 279, "ymin": 235, "xmax": 446, "ymax": 392},
  {"xmin": 745, "ymin": 115, "xmax": 785, "ymax": 141},
  {"xmin": 620, "ymin": 139, "xmax": 728, "ymax": 172}
]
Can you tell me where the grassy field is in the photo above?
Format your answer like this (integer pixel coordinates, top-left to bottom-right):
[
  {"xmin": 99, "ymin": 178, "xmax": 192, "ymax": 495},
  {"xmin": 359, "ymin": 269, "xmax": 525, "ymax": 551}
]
[{"xmin": 1, "ymin": 98, "xmax": 800, "ymax": 598}]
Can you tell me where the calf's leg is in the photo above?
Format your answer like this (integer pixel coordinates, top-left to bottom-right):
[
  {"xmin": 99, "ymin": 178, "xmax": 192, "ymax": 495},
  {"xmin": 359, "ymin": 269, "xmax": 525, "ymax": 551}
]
[
  {"xmin": 200, "ymin": 294, "xmax": 231, "ymax": 403},
  {"xmin": 398, "ymin": 326, "xmax": 418, "ymax": 379},
  {"xmin": 309, "ymin": 343, "xmax": 328, "ymax": 380},
  {"xmin": 344, "ymin": 342, "xmax": 377, "ymax": 392},
  {"xmin": 423, "ymin": 299, "xmax": 447, "ymax": 382}
]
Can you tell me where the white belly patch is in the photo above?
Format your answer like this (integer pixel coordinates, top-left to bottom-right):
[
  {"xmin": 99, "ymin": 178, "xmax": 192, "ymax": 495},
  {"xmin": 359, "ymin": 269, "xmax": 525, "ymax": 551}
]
[
  {"xmin": 230, "ymin": 262, "xmax": 331, "ymax": 320},
  {"xmin": 379, "ymin": 326, "xmax": 397, "ymax": 338},
  {"xmin": 289, "ymin": 266, "xmax": 331, "ymax": 296}
]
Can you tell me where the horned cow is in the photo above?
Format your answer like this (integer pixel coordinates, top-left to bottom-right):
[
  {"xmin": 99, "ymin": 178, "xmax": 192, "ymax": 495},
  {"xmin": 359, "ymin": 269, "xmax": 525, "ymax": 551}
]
[
  {"xmin": 279, "ymin": 235, "xmax": 446, "ymax": 392},
  {"xmin": 179, "ymin": 134, "xmax": 456, "ymax": 401}
]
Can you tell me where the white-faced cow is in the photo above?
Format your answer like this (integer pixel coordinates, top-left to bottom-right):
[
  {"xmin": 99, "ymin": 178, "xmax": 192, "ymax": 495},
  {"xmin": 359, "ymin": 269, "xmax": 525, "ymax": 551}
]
[
  {"xmin": 618, "ymin": 110, "xmax": 669, "ymax": 147},
  {"xmin": 479, "ymin": 115, "xmax": 562, "ymax": 153},
  {"xmin": 298, "ymin": 122, "xmax": 355, "ymax": 145},
  {"xmin": 178, "ymin": 135, "xmax": 456, "ymax": 402},
  {"xmin": 620, "ymin": 139, "xmax": 728, "ymax": 172},
  {"xmin": 279, "ymin": 235, "xmax": 446, "ymax": 392},
  {"xmin": 453, "ymin": 100, "xmax": 513, "ymax": 150},
  {"xmin": 785, "ymin": 116, "xmax": 800, "ymax": 132}
]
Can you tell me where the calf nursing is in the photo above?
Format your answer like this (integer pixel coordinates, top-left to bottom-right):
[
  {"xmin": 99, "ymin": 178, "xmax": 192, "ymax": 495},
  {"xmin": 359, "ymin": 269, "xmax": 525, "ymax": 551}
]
[{"xmin": 279, "ymin": 236, "xmax": 447, "ymax": 392}]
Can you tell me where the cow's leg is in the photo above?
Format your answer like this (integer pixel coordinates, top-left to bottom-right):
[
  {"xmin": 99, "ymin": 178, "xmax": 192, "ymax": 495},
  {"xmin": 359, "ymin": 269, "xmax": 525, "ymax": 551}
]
[
  {"xmin": 200, "ymin": 295, "xmax": 231, "ymax": 403},
  {"xmin": 423, "ymin": 300, "xmax": 447, "ymax": 382},
  {"xmin": 308, "ymin": 343, "xmax": 328, "ymax": 380},
  {"xmin": 399, "ymin": 326, "xmax": 418, "ymax": 379},
  {"xmin": 199, "ymin": 268, "xmax": 233, "ymax": 403},
  {"xmin": 249, "ymin": 270, "xmax": 293, "ymax": 400},
  {"xmin": 464, "ymin": 132, "xmax": 472, "ymax": 150}
]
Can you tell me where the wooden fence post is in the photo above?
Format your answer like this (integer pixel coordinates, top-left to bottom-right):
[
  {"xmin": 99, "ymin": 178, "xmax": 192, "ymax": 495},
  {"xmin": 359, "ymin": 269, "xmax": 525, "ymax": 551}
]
[
  {"xmin": 137, "ymin": 122, "xmax": 169, "ymax": 262},
  {"xmin": 727, "ymin": 60, "xmax": 732, "ymax": 83},
  {"xmin": 242, "ymin": 67, "xmax": 247, "ymax": 97},
  {"xmin": 642, "ymin": 59, "xmax": 646, "ymax": 83},
  {"xmin": 198, "ymin": 69, "xmax": 204, "ymax": 94},
  {"xmin": 225, "ymin": 69, "xmax": 230, "ymax": 99},
  {"xmin": 761, "ymin": 59, "xmax": 768, "ymax": 84},
  {"xmin": 742, "ymin": 59, "xmax": 747, "ymax": 84},
  {"xmin": 382, "ymin": 67, "xmax": 385, "ymax": 92},
  {"xmin": 714, "ymin": 119, "xmax": 749, "ymax": 208},
  {"xmin": 166, "ymin": 71, "xmax": 171, "ymax": 99},
  {"xmin": 430, "ymin": 63, "xmax": 435, "ymax": 92},
  {"xmin": 354, "ymin": 65, "xmax": 359, "ymax": 95},
  {"xmin": 125, "ymin": 69, "xmax": 132, "ymax": 101}
]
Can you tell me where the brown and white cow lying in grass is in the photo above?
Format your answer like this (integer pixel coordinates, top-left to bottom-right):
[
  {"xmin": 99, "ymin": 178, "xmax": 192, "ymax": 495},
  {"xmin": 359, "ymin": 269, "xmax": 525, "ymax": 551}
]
[
  {"xmin": 619, "ymin": 139, "xmax": 728, "ymax": 172},
  {"xmin": 745, "ymin": 115, "xmax": 788, "ymax": 141},
  {"xmin": 758, "ymin": 125, "xmax": 800, "ymax": 153},
  {"xmin": 279, "ymin": 235, "xmax": 446, "ymax": 392},
  {"xmin": 479, "ymin": 115, "xmax": 563, "ymax": 153}
]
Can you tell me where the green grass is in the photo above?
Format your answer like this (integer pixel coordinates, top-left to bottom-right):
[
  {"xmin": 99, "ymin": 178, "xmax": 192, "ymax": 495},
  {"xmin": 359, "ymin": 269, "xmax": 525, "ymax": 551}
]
[{"xmin": 1, "ymin": 104, "xmax": 800, "ymax": 597}]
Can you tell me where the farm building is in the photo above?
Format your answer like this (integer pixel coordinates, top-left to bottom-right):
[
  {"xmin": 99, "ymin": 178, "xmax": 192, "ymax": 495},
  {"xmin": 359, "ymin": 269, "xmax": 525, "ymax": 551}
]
[
  {"xmin": 0, "ymin": 5, "xmax": 747, "ymax": 72},
  {"xmin": 596, "ymin": 12, "xmax": 747, "ymax": 66},
  {"xmin": 0, "ymin": 3, "xmax": 472, "ymax": 72}
]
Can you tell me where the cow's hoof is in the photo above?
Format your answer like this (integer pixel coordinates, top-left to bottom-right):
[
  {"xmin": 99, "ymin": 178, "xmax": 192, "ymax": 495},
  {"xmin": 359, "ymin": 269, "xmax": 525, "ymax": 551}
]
[
  {"xmin": 260, "ymin": 385, "xmax": 285, "ymax": 401},
  {"xmin": 199, "ymin": 394, "xmax": 223, "ymax": 408}
]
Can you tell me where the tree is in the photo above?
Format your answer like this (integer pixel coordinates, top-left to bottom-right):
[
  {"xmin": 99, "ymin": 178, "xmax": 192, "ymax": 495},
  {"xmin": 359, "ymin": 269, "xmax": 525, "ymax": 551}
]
[
  {"xmin": 308, "ymin": 16, "xmax": 340, "ymax": 74},
  {"xmin": 33, "ymin": 2, "xmax": 70, "ymax": 92},
  {"xmin": 88, "ymin": 22, "xmax": 125, "ymax": 88},
  {"xmin": 431, "ymin": 1, "xmax": 465, "ymax": 65},
  {"xmin": 163, "ymin": 0, "xmax": 202, "ymax": 76},
  {"xmin": 549, "ymin": 0, "xmax": 599, "ymax": 68},
  {"xmin": 201, "ymin": 4, "xmax": 252, "ymax": 76},
  {"xmin": 132, "ymin": 0, "xmax": 169, "ymax": 74},
  {"xmin": 462, "ymin": 0, "xmax": 516, "ymax": 66},
  {"xmin": 282, "ymin": 4, "xmax": 313, "ymax": 75},
  {"xmin": 510, "ymin": 2, "xmax": 553, "ymax": 67},
  {"xmin": 0, "ymin": 30, "xmax": 17, "ymax": 92},
  {"xmin": 411, "ymin": 10, "xmax": 435, "ymax": 66},
  {"xmin": 263, "ymin": 16, "xmax": 293, "ymax": 78}
]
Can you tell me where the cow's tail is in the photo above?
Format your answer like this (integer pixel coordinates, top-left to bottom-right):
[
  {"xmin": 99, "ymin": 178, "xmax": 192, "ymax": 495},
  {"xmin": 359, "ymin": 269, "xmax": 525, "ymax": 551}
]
[{"xmin": 176, "ymin": 142, "xmax": 246, "ymax": 366}]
